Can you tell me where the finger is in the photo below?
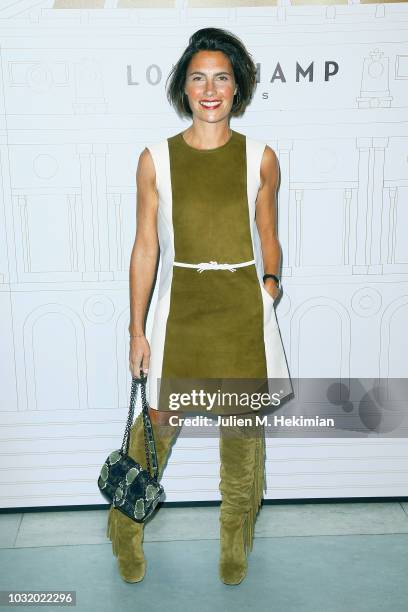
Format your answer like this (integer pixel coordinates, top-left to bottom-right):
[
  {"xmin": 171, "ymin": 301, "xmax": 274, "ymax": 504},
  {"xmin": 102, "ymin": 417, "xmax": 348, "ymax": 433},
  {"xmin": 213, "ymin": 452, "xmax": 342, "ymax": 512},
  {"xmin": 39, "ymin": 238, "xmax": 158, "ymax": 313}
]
[
  {"xmin": 129, "ymin": 353, "xmax": 144, "ymax": 378},
  {"xmin": 141, "ymin": 351, "xmax": 150, "ymax": 374}
]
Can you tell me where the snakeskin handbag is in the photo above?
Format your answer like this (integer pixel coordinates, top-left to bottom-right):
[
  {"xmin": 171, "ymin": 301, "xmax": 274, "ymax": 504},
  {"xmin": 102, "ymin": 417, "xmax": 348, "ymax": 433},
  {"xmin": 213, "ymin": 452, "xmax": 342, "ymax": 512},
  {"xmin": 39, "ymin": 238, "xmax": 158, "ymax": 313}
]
[{"xmin": 97, "ymin": 371, "xmax": 164, "ymax": 523}]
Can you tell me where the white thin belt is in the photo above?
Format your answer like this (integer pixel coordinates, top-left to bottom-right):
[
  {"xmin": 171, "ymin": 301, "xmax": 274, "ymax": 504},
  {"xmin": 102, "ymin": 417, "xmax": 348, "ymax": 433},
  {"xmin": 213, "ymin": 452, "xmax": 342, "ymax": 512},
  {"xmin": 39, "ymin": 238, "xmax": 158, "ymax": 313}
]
[{"xmin": 173, "ymin": 259, "xmax": 256, "ymax": 273}]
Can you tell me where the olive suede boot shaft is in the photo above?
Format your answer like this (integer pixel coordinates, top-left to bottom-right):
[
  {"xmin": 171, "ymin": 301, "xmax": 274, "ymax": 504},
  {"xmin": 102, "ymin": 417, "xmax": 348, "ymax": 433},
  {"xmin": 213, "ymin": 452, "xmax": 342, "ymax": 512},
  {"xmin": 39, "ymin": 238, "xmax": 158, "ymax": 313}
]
[{"xmin": 106, "ymin": 412, "xmax": 180, "ymax": 583}]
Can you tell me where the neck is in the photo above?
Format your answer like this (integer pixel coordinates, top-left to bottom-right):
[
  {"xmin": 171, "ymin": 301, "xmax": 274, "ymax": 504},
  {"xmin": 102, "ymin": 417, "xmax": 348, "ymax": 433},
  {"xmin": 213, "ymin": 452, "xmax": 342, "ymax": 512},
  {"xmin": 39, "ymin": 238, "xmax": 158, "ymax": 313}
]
[{"xmin": 183, "ymin": 122, "xmax": 232, "ymax": 150}]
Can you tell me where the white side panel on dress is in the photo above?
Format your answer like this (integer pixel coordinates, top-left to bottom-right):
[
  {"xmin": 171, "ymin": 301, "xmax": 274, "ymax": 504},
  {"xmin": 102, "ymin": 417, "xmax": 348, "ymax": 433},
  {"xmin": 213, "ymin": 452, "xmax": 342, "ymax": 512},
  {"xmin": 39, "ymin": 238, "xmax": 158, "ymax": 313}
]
[
  {"xmin": 245, "ymin": 137, "xmax": 293, "ymax": 405},
  {"xmin": 145, "ymin": 140, "xmax": 174, "ymax": 410}
]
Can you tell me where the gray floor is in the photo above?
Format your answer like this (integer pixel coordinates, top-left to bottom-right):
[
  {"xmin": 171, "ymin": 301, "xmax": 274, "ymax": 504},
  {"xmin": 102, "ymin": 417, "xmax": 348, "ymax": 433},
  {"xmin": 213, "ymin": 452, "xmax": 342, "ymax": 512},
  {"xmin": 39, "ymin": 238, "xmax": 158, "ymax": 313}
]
[{"xmin": 1, "ymin": 501, "xmax": 408, "ymax": 612}]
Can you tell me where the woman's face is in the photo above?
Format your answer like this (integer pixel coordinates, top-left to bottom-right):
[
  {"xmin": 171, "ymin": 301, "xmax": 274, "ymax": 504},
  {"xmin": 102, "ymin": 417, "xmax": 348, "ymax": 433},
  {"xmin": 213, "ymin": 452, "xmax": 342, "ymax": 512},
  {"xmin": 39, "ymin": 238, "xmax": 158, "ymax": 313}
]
[{"xmin": 184, "ymin": 50, "xmax": 237, "ymax": 124}]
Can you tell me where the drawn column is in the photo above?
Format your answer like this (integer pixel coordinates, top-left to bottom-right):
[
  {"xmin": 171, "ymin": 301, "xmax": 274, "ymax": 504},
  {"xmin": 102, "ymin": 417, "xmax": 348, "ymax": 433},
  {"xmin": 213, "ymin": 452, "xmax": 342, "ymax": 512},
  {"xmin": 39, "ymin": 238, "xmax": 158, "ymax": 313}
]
[{"xmin": 354, "ymin": 137, "xmax": 372, "ymax": 272}]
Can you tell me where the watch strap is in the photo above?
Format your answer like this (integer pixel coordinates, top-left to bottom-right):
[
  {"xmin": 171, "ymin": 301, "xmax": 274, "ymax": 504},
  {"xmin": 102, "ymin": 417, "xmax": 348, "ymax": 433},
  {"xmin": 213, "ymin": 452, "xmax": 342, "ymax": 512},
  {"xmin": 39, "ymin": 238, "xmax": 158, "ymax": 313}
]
[{"xmin": 263, "ymin": 273, "xmax": 281, "ymax": 289}]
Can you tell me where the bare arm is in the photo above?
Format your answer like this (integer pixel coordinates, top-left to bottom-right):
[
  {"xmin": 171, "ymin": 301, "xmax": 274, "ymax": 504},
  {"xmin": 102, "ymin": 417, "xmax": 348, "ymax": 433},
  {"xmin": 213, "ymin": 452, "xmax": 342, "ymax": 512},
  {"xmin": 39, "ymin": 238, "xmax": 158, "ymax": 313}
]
[
  {"xmin": 128, "ymin": 147, "xmax": 159, "ymax": 375},
  {"xmin": 255, "ymin": 145, "xmax": 282, "ymax": 299}
]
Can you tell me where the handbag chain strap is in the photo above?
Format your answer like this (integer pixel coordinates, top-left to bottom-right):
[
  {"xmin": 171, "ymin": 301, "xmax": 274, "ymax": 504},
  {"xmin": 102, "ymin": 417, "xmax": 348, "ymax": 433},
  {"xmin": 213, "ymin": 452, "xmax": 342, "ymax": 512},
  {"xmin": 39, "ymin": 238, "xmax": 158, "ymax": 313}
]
[{"xmin": 121, "ymin": 373, "xmax": 159, "ymax": 480}]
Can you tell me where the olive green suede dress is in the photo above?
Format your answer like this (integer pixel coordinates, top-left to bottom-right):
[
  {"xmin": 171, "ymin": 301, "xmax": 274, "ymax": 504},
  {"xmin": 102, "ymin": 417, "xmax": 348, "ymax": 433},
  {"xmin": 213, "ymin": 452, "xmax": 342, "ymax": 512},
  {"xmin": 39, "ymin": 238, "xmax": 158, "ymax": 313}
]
[{"xmin": 145, "ymin": 129, "xmax": 293, "ymax": 415}]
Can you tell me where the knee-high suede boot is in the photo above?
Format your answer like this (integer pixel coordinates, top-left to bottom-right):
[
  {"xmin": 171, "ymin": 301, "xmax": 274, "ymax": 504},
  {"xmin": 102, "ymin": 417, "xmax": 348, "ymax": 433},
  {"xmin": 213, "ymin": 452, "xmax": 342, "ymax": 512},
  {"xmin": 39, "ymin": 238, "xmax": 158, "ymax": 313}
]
[
  {"xmin": 106, "ymin": 412, "xmax": 180, "ymax": 583},
  {"xmin": 218, "ymin": 417, "xmax": 266, "ymax": 585}
]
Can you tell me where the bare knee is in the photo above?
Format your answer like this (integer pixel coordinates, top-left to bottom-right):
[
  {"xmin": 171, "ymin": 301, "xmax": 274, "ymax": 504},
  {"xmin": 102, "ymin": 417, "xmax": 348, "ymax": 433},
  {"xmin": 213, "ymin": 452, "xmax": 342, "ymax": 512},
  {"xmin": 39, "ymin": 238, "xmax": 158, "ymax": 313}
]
[{"xmin": 148, "ymin": 407, "xmax": 174, "ymax": 426}]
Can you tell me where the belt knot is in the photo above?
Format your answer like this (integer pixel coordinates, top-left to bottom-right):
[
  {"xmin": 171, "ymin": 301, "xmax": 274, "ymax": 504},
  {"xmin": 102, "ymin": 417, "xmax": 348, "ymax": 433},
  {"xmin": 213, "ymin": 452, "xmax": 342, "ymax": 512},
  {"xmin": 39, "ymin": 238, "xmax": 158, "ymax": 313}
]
[{"xmin": 197, "ymin": 261, "xmax": 237, "ymax": 273}]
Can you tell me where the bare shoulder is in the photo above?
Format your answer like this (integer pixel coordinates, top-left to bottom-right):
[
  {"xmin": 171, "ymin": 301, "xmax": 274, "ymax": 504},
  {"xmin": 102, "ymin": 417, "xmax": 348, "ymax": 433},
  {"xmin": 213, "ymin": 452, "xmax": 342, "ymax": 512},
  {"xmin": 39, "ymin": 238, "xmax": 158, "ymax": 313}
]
[
  {"xmin": 260, "ymin": 144, "xmax": 279, "ymax": 189},
  {"xmin": 261, "ymin": 144, "xmax": 278, "ymax": 170},
  {"xmin": 138, "ymin": 146, "xmax": 155, "ymax": 173},
  {"xmin": 136, "ymin": 147, "xmax": 157, "ymax": 192}
]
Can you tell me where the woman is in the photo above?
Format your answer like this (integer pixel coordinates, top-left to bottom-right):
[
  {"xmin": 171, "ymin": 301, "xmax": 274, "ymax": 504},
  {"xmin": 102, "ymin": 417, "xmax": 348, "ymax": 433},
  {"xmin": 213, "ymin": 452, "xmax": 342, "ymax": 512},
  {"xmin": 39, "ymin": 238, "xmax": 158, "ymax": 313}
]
[{"xmin": 107, "ymin": 27, "xmax": 292, "ymax": 586}]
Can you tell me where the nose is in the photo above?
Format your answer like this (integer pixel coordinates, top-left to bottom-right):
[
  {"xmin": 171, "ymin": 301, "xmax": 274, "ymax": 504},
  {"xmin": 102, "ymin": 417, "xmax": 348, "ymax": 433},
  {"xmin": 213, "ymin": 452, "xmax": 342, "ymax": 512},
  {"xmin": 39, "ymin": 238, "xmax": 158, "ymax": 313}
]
[{"xmin": 204, "ymin": 79, "xmax": 216, "ymax": 96}]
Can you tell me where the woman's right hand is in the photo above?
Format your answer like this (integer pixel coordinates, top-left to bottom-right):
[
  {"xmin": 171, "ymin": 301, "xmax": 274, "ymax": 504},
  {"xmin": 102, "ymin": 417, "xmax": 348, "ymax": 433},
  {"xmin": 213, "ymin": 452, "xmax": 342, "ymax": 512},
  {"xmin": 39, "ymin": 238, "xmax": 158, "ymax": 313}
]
[{"xmin": 129, "ymin": 334, "xmax": 150, "ymax": 378}]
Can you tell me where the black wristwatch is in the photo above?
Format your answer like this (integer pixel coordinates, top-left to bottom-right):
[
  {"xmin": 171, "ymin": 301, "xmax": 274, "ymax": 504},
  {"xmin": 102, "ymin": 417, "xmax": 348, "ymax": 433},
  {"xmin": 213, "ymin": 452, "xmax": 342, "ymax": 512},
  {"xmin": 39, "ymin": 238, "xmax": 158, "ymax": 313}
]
[{"xmin": 263, "ymin": 273, "xmax": 281, "ymax": 291}]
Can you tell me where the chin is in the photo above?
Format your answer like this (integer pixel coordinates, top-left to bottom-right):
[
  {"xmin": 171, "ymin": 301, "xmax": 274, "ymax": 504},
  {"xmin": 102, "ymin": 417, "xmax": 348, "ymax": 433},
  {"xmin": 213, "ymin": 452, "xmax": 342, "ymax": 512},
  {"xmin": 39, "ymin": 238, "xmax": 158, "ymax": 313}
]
[{"xmin": 194, "ymin": 108, "xmax": 232, "ymax": 121}]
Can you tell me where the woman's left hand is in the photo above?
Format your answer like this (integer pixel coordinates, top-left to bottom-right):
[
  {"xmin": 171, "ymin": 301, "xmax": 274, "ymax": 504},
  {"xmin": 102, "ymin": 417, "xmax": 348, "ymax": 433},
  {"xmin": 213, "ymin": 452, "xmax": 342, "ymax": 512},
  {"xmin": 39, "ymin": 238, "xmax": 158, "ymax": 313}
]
[{"xmin": 263, "ymin": 278, "xmax": 280, "ymax": 301}]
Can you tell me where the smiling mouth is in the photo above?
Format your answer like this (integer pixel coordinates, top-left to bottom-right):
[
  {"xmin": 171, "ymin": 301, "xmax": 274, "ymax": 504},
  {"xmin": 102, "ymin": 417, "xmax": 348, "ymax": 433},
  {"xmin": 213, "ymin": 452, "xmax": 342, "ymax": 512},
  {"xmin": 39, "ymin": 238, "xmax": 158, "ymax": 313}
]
[{"xmin": 200, "ymin": 100, "xmax": 222, "ymax": 109}]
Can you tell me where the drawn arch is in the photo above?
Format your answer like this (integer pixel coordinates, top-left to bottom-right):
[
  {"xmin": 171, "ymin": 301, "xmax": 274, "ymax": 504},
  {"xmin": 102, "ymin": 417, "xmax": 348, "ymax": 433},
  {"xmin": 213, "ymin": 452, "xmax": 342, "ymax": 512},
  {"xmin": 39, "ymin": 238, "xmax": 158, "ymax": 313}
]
[
  {"xmin": 379, "ymin": 295, "xmax": 408, "ymax": 379},
  {"xmin": 23, "ymin": 304, "xmax": 87, "ymax": 411},
  {"xmin": 289, "ymin": 297, "xmax": 351, "ymax": 398}
]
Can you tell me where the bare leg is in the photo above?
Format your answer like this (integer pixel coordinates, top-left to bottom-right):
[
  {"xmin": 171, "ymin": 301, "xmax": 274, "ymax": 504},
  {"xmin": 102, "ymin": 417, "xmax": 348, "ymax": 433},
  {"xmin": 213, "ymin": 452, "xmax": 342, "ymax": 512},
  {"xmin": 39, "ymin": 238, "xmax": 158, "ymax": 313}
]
[{"xmin": 148, "ymin": 406, "xmax": 177, "ymax": 426}]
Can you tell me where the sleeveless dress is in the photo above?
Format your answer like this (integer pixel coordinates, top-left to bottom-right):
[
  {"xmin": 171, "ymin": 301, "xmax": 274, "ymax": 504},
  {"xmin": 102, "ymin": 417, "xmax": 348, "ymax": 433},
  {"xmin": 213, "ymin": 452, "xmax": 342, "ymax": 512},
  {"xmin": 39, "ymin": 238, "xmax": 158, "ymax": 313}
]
[{"xmin": 145, "ymin": 129, "xmax": 293, "ymax": 415}]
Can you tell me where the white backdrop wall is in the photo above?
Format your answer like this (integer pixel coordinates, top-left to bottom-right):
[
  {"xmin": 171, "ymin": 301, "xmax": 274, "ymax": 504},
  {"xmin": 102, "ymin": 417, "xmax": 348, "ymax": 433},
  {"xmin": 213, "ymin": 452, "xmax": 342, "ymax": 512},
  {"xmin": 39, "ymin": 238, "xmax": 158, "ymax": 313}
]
[{"xmin": 1, "ymin": 1, "xmax": 408, "ymax": 509}]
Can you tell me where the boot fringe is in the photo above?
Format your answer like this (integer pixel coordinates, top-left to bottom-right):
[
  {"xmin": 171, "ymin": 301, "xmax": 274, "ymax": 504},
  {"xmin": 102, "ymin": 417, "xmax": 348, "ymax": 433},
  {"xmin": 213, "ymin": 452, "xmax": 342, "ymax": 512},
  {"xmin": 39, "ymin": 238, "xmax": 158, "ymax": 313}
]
[
  {"xmin": 243, "ymin": 430, "xmax": 266, "ymax": 554},
  {"xmin": 106, "ymin": 504, "xmax": 113, "ymax": 540},
  {"xmin": 107, "ymin": 504, "xmax": 118, "ymax": 556}
]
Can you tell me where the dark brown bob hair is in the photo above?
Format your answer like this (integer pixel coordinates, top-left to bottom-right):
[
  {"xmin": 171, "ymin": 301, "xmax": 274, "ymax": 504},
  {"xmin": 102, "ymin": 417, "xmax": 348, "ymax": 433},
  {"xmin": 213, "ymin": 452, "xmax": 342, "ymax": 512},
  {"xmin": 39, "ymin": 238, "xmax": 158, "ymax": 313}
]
[{"xmin": 166, "ymin": 27, "xmax": 257, "ymax": 118}]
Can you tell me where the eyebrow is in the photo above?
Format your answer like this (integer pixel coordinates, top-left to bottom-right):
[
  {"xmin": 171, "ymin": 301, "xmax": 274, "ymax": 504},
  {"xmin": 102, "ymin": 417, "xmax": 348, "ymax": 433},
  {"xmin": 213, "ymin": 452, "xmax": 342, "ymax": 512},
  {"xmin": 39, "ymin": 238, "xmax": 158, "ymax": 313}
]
[{"xmin": 187, "ymin": 71, "xmax": 232, "ymax": 76}]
